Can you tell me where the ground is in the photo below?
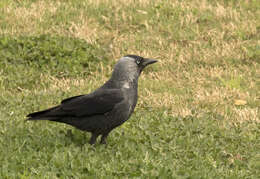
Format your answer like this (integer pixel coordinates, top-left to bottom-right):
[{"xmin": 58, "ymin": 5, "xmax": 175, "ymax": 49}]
[{"xmin": 0, "ymin": 0, "xmax": 259, "ymax": 178}]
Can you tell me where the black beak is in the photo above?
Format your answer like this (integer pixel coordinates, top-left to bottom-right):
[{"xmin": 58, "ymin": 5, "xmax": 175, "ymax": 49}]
[{"xmin": 142, "ymin": 58, "xmax": 158, "ymax": 66}]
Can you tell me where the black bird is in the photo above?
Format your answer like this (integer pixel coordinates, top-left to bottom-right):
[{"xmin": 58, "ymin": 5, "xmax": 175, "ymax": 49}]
[{"xmin": 27, "ymin": 55, "xmax": 157, "ymax": 144}]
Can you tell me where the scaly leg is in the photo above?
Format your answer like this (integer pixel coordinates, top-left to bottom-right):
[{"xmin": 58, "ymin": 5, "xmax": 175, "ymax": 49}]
[
  {"xmin": 100, "ymin": 132, "xmax": 110, "ymax": 144},
  {"xmin": 89, "ymin": 133, "xmax": 98, "ymax": 145}
]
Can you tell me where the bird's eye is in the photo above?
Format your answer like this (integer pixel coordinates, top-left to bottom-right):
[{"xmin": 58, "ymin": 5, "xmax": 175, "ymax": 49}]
[{"xmin": 136, "ymin": 59, "xmax": 141, "ymax": 65}]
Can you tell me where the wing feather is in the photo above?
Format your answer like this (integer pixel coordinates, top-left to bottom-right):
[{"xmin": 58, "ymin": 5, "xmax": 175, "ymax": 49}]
[
  {"xmin": 60, "ymin": 89, "xmax": 124, "ymax": 117},
  {"xmin": 27, "ymin": 89, "xmax": 124, "ymax": 119}
]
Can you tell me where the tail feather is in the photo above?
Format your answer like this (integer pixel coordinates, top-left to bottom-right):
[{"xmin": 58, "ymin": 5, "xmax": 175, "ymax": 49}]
[
  {"xmin": 26, "ymin": 107, "xmax": 84, "ymax": 130},
  {"xmin": 26, "ymin": 106, "xmax": 60, "ymax": 120},
  {"xmin": 26, "ymin": 105, "xmax": 74, "ymax": 125},
  {"xmin": 26, "ymin": 116, "xmax": 60, "ymax": 121}
]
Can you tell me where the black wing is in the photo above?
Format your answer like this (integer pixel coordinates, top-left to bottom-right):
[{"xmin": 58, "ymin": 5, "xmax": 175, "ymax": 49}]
[
  {"xmin": 27, "ymin": 89, "xmax": 124, "ymax": 118},
  {"xmin": 60, "ymin": 89, "xmax": 124, "ymax": 116}
]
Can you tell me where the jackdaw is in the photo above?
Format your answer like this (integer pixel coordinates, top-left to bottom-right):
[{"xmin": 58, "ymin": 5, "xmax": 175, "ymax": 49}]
[{"xmin": 27, "ymin": 55, "xmax": 157, "ymax": 144}]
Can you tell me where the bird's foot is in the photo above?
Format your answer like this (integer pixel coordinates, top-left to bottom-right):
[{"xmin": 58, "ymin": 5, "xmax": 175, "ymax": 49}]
[
  {"xmin": 100, "ymin": 139, "xmax": 107, "ymax": 145},
  {"xmin": 100, "ymin": 133, "xmax": 109, "ymax": 144}
]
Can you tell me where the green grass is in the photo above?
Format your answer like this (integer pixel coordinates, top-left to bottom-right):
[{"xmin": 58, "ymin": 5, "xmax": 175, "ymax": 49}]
[
  {"xmin": 0, "ymin": 0, "xmax": 259, "ymax": 178},
  {"xmin": 1, "ymin": 114, "xmax": 259, "ymax": 178}
]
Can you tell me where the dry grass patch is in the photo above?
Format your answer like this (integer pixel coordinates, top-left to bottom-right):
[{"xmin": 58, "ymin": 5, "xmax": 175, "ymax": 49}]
[
  {"xmin": 233, "ymin": 107, "xmax": 259, "ymax": 123},
  {"xmin": 88, "ymin": 0, "xmax": 152, "ymax": 6},
  {"xmin": 1, "ymin": 1, "xmax": 61, "ymax": 35},
  {"xmin": 68, "ymin": 18, "xmax": 103, "ymax": 44}
]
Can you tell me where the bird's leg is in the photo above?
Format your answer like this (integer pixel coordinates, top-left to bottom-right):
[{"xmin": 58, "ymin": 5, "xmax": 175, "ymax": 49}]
[
  {"xmin": 89, "ymin": 133, "xmax": 98, "ymax": 145},
  {"xmin": 100, "ymin": 132, "xmax": 110, "ymax": 144}
]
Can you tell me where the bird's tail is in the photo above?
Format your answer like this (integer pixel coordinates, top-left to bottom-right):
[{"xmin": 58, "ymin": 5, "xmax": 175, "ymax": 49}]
[
  {"xmin": 26, "ymin": 106, "xmax": 60, "ymax": 121},
  {"xmin": 26, "ymin": 106, "xmax": 75, "ymax": 127}
]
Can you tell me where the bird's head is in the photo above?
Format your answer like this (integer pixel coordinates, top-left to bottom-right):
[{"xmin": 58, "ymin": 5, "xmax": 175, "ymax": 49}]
[{"xmin": 111, "ymin": 55, "xmax": 157, "ymax": 82}]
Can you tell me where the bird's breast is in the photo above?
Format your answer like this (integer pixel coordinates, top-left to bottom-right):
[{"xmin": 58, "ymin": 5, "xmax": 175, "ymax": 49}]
[{"xmin": 124, "ymin": 87, "xmax": 138, "ymax": 116}]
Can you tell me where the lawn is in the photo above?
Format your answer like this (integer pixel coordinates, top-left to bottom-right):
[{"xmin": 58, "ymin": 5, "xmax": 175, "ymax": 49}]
[{"xmin": 0, "ymin": 0, "xmax": 259, "ymax": 178}]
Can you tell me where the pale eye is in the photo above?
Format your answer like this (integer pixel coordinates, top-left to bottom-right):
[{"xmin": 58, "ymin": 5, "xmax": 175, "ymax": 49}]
[{"xmin": 136, "ymin": 60, "xmax": 141, "ymax": 64}]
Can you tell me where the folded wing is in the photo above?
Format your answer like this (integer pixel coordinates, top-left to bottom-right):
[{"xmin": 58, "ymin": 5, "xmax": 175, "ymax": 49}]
[{"xmin": 27, "ymin": 89, "xmax": 124, "ymax": 119}]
